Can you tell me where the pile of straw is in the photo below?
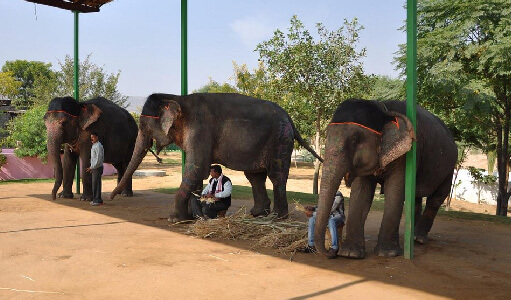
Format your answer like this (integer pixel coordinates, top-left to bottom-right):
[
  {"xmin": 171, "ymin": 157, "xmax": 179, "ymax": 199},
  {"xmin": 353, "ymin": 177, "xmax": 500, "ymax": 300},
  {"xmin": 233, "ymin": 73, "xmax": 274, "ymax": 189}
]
[{"xmin": 187, "ymin": 207, "xmax": 312, "ymax": 253}]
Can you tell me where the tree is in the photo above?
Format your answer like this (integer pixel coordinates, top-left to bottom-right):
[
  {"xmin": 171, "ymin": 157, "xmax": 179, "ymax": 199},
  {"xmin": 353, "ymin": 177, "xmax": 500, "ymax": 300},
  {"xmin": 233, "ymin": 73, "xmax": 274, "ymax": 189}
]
[
  {"xmin": 1, "ymin": 55, "xmax": 130, "ymax": 161},
  {"xmin": 57, "ymin": 54, "xmax": 128, "ymax": 108},
  {"xmin": 396, "ymin": 0, "xmax": 511, "ymax": 215},
  {"xmin": 364, "ymin": 75, "xmax": 405, "ymax": 100},
  {"xmin": 256, "ymin": 15, "xmax": 367, "ymax": 194},
  {"xmin": 0, "ymin": 71, "xmax": 22, "ymax": 98},
  {"xmin": 193, "ymin": 78, "xmax": 237, "ymax": 93},
  {"xmin": 1, "ymin": 60, "xmax": 55, "ymax": 108}
]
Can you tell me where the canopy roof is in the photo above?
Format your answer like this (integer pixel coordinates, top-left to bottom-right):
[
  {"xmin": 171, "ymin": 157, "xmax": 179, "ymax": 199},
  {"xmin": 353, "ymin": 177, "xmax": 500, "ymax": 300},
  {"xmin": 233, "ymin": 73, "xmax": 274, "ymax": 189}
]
[{"xmin": 24, "ymin": 0, "xmax": 112, "ymax": 13}]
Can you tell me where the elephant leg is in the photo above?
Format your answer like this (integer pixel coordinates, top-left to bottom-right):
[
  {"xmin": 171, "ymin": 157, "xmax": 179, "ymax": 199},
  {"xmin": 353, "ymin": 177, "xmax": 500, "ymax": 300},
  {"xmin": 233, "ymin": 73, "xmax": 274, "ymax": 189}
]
[
  {"xmin": 59, "ymin": 148, "xmax": 76, "ymax": 199},
  {"xmin": 80, "ymin": 156, "xmax": 93, "ymax": 201},
  {"xmin": 169, "ymin": 163, "xmax": 204, "ymax": 222},
  {"xmin": 340, "ymin": 176, "xmax": 376, "ymax": 259},
  {"xmin": 268, "ymin": 169, "xmax": 290, "ymax": 219},
  {"xmin": 415, "ymin": 197, "xmax": 423, "ymax": 227},
  {"xmin": 114, "ymin": 162, "xmax": 133, "ymax": 197},
  {"xmin": 415, "ymin": 171, "xmax": 453, "ymax": 244},
  {"xmin": 244, "ymin": 171, "xmax": 271, "ymax": 217},
  {"xmin": 374, "ymin": 161, "xmax": 405, "ymax": 257}
]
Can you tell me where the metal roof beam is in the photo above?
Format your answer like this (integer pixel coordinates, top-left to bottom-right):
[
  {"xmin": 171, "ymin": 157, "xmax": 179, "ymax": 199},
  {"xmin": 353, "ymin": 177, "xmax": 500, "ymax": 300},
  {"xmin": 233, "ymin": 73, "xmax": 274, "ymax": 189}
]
[{"xmin": 24, "ymin": 0, "xmax": 100, "ymax": 13}]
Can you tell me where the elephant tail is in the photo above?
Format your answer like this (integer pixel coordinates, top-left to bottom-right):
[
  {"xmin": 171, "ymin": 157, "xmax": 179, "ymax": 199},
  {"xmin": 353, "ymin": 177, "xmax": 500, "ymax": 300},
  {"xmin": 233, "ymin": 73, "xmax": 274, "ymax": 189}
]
[{"xmin": 289, "ymin": 117, "xmax": 324, "ymax": 163}]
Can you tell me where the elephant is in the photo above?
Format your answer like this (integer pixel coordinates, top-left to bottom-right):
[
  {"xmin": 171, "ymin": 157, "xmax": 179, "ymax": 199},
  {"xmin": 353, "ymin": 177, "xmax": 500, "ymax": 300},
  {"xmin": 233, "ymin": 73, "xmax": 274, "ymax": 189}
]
[
  {"xmin": 314, "ymin": 99, "xmax": 457, "ymax": 259},
  {"xmin": 44, "ymin": 96, "xmax": 138, "ymax": 200},
  {"xmin": 110, "ymin": 93, "xmax": 323, "ymax": 221}
]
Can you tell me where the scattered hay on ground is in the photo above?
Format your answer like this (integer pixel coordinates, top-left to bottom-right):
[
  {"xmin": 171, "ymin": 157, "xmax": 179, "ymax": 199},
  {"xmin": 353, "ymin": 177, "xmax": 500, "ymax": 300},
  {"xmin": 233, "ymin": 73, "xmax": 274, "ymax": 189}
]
[{"xmin": 186, "ymin": 207, "xmax": 311, "ymax": 253}]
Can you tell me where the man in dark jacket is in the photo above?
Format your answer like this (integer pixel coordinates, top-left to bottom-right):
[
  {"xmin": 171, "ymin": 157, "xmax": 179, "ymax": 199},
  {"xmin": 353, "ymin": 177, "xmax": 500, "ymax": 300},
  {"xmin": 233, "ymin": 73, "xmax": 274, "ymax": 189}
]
[{"xmin": 191, "ymin": 165, "xmax": 232, "ymax": 219}]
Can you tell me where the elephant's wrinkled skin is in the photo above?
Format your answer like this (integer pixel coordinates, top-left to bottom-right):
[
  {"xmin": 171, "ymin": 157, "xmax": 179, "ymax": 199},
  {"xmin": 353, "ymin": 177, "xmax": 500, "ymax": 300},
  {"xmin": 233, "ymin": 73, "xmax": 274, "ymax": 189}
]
[
  {"xmin": 314, "ymin": 99, "xmax": 457, "ymax": 259},
  {"xmin": 44, "ymin": 97, "xmax": 138, "ymax": 200},
  {"xmin": 111, "ymin": 93, "xmax": 322, "ymax": 221}
]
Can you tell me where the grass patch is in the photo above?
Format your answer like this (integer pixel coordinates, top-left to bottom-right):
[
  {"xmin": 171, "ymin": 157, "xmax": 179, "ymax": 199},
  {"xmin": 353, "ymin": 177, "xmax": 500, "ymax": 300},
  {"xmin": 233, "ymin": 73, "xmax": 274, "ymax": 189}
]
[
  {"xmin": 0, "ymin": 178, "xmax": 55, "ymax": 185},
  {"xmin": 437, "ymin": 209, "xmax": 511, "ymax": 225},
  {"xmin": 161, "ymin": 158, "xmax": 181, "ymax": 165}
]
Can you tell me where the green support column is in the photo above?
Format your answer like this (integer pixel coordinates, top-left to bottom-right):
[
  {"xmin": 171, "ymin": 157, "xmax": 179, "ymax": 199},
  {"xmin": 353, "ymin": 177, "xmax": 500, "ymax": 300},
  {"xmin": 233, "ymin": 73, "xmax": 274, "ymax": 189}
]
[
  {"xmin": 404, "ymin": 0, "xmax": 417, "ymax": 259},
  {"xmin": 74, "ymin": 10, "xmax": 81, "ymax": 194},
  {"xmin": 181, "ymin": 0, "xmax": 188, "ymax": 176}
]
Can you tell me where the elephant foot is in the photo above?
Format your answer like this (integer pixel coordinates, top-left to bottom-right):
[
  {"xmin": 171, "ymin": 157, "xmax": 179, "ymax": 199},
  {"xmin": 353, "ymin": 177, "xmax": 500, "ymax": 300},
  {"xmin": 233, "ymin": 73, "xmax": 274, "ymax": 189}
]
[
  {"xmin": 58, "ymin": 191, "xmax": 74, "ymax": 199},
  {"xmin": 250, "ymin": 206, "xmax": 271, "ymax": 217},
  {"xmin": 121, "ymin": 191, "xmax": 134, "ymax": 197},
  {"xmin": 167, "ymin": 212, "xmax": 192, "ymax": 223},
  {"xmin": 374, "ymin": 243, "xmax": 403, "ymax": 257},
  {"xmin": 272, "ymin": 207, "xmax": 289, "ymax": 219},
  {"xmin": 80, "ymin": 194, "xmax": 93, "ymax": 201},
  {"xmin": 414, "ymin": 234, "xmax": 429, "ymax": 244},
  {"xmin": 414, "ymin": 227, "xmax": 429, "ymax": 244},
  {"xmin": 339, "ymin": 243, "xmax": 365, "ymax": 259}
]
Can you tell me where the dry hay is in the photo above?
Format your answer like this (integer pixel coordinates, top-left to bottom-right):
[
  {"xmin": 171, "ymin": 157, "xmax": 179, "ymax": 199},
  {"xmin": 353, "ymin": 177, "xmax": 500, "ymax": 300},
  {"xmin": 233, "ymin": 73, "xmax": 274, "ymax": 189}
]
[{"xmin": 187, "ymin": 206, "xmax": 334, "ymax": 253}]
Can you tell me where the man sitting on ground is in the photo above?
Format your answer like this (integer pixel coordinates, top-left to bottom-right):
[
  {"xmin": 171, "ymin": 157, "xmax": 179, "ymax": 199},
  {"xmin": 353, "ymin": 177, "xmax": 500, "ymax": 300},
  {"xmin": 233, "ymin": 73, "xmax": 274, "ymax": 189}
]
[
  {"xmin": 298, "ymin": 191, "xmax": 346, "ymax": 255},
  {"xmin": 191, "ymin": 165, "xmax": 232, "ymax": 219}
]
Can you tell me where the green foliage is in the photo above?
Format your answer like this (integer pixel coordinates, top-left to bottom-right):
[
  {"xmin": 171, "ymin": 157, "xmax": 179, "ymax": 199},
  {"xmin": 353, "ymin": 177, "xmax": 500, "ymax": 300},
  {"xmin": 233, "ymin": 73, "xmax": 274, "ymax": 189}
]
[
  {"xmin": 193, "ymin": 78, "xmax": 237, "ymax": 93},
  {"xmin": 395, "ymin": 0, "xmax": 511, "ymax": 215},
  {"xmin": 256, "ymin": 15, "xmax": 368, "ymax": 140},
  {"xmin": 395, "ymin": 0, "xmax": 511, "ymax": 149},
  {"xmin": 130, "ymin": 112, "xmax": 140, "ymax": 126},
  {"xmin": 1, "ymin": 55, "xmax": 129, "ymax": 109},
  {"xmin": 0, "ymin": 152, "xmax": 6, "ymax": 168},
  {"xmin": 57, "ymin": 54, "xmax": 128, "ymax": 108},
  {"xmin": 467, "ymin": 166, "xmax": 497, "ymax": 185},
  {"xmin": 1, "ymin": 60, "xmax": 55, "ymax": 108},
  {"xmin": 0, "ymin": 71, "xmax": 22, "ymax": 98},
  {"xmin": 363, "ymin": 75, "xmax": 405, "ymax": 100},
  {"xmin": 1, "ymin": 105, "xmax": 48, "ymax": 161}
]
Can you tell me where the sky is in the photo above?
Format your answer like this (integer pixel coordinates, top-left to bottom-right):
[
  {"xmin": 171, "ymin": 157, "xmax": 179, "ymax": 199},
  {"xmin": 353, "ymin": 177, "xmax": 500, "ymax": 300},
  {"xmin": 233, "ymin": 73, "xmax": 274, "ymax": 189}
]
[{"xmin": 0, "ymin": 1, "xmax": 406, "ymax": 97}]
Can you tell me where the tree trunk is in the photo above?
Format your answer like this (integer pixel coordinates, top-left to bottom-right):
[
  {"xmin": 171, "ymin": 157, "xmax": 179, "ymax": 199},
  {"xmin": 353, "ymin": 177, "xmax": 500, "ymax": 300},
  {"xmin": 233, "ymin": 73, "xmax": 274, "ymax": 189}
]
[
  {"xmin": 496, "ymin": 113, "xmax": 510, "ymax": 216},
  {"xmin": 312, "ymin": 109, "xmax": 322, "ymax": 194}
]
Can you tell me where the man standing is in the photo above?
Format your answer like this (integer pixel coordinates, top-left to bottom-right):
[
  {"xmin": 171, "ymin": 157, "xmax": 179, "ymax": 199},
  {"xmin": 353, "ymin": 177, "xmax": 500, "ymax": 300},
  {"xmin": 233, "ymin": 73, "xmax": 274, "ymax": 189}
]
[
  {"xmin": 191, "ymin": 165, "xmax": 232, "ymax": 219},
  {"xmin": 86, "ymin": 132, "xmax": 104, "ymax": 206}
]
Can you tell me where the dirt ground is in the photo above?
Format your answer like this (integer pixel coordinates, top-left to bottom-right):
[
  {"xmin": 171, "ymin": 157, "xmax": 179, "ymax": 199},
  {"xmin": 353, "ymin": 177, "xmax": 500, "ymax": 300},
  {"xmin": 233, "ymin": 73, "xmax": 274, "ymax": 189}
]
[{"xmin": 1, "ymin": 152, "xmax": 510, "ymax": 300}]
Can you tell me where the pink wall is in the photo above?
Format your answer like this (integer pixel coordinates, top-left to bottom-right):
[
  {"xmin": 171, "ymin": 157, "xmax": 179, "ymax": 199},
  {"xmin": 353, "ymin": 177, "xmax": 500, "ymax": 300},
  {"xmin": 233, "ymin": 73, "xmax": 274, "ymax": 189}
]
[{"xmin": 0, "ymin": 149, "xmax": 117, "ymax": 180}]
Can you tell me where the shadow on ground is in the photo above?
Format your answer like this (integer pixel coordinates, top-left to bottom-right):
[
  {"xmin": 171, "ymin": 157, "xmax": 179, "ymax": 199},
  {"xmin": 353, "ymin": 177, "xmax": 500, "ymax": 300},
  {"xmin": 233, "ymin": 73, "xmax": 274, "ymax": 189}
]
[{"xmin": 22, "ymin": 190, "xmax": 511, "ymax": 300}]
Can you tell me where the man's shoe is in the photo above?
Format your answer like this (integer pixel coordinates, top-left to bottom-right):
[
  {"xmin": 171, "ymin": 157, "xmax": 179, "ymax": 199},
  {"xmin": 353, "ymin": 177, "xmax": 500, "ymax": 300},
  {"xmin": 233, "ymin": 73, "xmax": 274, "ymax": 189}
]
[
  {"xmin": 90, "ymin": 200, "xmax": 103, "ymax": 206},
  {"xmin": 297, "ymin": 245, "xmax": 316, "ymax": 253}
]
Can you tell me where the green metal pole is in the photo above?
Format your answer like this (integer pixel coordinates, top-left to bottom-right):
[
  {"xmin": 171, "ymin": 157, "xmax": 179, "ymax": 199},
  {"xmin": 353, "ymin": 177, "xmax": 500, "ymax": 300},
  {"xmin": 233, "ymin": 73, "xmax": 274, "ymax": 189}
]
[
  {"xmin": 404, "ymin": 0, "xmax": 417, "ymax": 259},
  {"xmin": 74, "ymin": 10, "xmax": 81, "ymax": 194},
  {"xmin": 181, "ymin": 0, "xmax": 188, "ymax": 176}
]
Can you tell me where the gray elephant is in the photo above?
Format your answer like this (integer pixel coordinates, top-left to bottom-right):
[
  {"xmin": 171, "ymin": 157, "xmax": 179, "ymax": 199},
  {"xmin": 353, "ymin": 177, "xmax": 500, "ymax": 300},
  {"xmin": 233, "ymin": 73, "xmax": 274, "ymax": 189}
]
[
  {"xmin": 44, "ymin": 96, "xmax": 138, "ymax": 200},
  {"xmin": 314, "ymin": 99, "xmax": 457, "ymax": 258},
  {"xmin": 111, "ymin": 93, "xmax": 322, "ymax": 221}
]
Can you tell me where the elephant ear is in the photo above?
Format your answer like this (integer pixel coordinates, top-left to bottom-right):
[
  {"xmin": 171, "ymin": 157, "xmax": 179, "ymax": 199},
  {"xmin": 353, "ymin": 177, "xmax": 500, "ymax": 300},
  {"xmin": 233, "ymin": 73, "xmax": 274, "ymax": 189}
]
[
  {"xmin": 160, "ymin": 100, "xmax": 182, "ymax": 135},
  {"xmin": 79, "ymin": 104, "xmax": 102, "ymax": 130},
  {"xmin": 379, "ymin": 111, "xmax": 416, "ymax": 169}
]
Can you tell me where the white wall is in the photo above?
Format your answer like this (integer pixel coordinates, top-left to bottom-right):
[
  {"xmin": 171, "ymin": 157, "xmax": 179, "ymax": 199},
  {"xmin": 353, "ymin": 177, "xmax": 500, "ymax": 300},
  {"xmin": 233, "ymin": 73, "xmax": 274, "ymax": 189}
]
[{"xmin": 452, "ymin": 169, "xmax": 511, "ymax": 206}]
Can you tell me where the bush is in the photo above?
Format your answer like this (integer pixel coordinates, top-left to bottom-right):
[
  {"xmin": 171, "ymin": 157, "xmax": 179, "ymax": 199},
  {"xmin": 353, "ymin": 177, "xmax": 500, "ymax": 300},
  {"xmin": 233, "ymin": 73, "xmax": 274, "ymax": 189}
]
[
  {"xmin": 1, "ymin": 105, "xmax": 48, "ymax": 162},
  {"xmin": 0, "ymin": 152, "xmax": 6, "ymax": 168}
]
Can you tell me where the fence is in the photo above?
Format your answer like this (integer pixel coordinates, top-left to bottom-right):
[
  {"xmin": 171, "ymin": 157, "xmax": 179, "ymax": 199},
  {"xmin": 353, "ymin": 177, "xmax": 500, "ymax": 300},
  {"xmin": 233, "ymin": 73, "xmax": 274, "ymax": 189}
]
[{"xmin": 0, "ymin": 148, "xmax": 117, "ymax": 180}]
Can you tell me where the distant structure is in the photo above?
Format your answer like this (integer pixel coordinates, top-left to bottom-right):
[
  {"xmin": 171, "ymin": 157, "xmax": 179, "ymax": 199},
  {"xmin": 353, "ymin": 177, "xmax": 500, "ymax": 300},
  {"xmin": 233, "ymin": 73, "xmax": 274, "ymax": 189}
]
[{"xmin": 0, "ymin": 95, "xmax": 25, "ymax": 140}]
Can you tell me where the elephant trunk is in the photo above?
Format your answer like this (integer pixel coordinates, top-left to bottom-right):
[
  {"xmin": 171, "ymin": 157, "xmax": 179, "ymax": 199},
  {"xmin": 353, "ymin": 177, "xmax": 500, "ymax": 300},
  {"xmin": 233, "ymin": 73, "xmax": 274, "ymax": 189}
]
[
  {"xmin": 47, "ymin": 132, "xmax": 64, "ymax": 200},
  {"xmin": 314, "ymin": 157, "xmax": 347, "ymax": 258},
  {"xmin": 110, "ymin": 130, "xmax": 150, "ymax": 199}
]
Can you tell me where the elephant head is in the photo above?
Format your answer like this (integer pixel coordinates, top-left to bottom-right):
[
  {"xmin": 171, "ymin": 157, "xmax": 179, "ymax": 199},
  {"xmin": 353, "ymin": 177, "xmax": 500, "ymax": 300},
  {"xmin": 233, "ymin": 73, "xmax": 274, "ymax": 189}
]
[
  {"xmin": 314, "ymin": 99, "xmax": 415, "ymax": 258},
  {"xmin": 44, "ymin": 96, "xmax": 102, "ymax": 200},
  {"xmin": 111, "ymin": 94, "xmax": 183, "ymax": 198}
]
